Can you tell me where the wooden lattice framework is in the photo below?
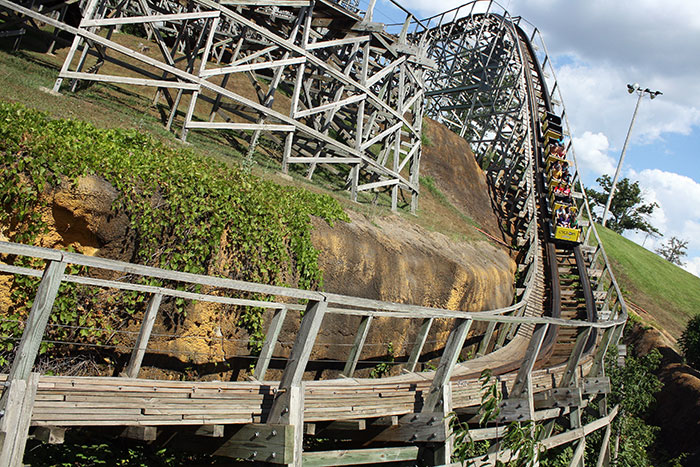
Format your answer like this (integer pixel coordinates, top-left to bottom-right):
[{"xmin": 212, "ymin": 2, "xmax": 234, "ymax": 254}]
[{"xmin": 1, "ymin": 0, "xmax": 433, "ymax": 211}]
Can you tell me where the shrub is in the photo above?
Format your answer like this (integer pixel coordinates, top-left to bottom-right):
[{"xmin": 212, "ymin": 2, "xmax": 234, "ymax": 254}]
[{"xmin": 679, "ymin": 314, "xmax": 700, "ymax": 368}]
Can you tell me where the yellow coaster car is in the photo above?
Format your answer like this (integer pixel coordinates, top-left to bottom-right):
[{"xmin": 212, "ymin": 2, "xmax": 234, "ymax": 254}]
[{"xmin": 554, "ymin": 225, "xmax": 581, "ymax": 242}]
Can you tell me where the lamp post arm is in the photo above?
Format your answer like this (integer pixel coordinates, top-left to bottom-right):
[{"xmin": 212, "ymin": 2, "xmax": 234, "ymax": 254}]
[{"xmin": 601, "ymin": 90, "xmax": 645, "ymax": 227}]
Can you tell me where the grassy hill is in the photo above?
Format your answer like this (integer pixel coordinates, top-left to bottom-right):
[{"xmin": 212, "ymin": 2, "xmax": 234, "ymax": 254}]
[{"xmin": 596, "ymin": 224, "xmax": 700, "ymax": 339}]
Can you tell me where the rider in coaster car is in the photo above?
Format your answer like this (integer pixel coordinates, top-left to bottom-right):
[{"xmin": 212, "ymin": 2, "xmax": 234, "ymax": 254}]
[{"xmin": 551, "ymin": 160, "xmax": 563, "ymax": 180}]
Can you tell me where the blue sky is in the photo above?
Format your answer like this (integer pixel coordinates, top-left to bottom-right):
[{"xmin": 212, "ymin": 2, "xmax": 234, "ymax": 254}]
[{"xmin": 363, "ymin": 0, "xmax": 700, "ymax": 276}]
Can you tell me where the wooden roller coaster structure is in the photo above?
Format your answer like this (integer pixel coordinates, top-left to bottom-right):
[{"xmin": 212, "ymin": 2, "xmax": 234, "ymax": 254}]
[{"xmin": 0, "ymin": 0, "xmax": 628, "ymax": 465}]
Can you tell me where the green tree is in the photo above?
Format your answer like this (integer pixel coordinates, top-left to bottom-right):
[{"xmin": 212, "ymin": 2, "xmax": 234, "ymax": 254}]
[
  {"xmin": 585, "ymin": 175, "xmax": 660, "ymax": 235},
  {"xmin": 679, "ymin": 314, "xmax": 700, "ymax": 368},
  {"xmin": 655, "ymin": 236, "xmax": 688, "ymax": 266}
]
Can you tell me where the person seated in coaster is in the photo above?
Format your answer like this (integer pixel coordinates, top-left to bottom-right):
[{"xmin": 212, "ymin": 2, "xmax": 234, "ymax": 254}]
[
  {"xmin": 555, "ymin": 206, "xmax": 569, "ymax": 227},
  {"xmin": 551, "ymin": 160, "xmax": 563, "ymax": 180},
  {"xmin": 561, "ymin": 162, "xmax": 571, "ymax": 183}
]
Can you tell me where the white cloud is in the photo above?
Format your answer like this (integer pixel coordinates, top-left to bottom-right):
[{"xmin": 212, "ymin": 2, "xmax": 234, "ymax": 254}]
[
  {"xmin": 404, "ymin": 0, "xmax": 700, "ymax": 148},
  {"xmin": 623, "ymin": 169, "xmax": 700, "ymax": 275},
  {"xmin": 571, "ymin": 131, "xmax": 616, "ymax": 180},
  {"xmin": 683, "ymin": 256, "xmax": 700, "ymax": 277}
]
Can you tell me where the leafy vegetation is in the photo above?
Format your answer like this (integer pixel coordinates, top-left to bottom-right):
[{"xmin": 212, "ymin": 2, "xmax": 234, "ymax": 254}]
[
  {"xmin": 450, "ymin": 370, "xmax": 545, "ymax": 466},
  {"xmin": 606, "ymin": 345, "xmax": 663, "ymax": 466},
  {"xmin": 369, "ymin": 342, "xmax": 395, "ymax": 378},
  {"xmin": 679, "ymin": 314, "xmax": 700, "ymax": 368},
  {"xmin": 0, "ymin": 102, "xmax": 348, "ymax": 363},
  {"xmin": 586, "ymin": 175, "xmax": 659, "ymax": 236}
]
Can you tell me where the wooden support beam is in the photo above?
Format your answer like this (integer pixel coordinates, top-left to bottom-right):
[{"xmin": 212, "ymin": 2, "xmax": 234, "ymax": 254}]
[
  {"xmin": 476, "ymin": 321, "xmax": 497, "ymax": 356},
  {"xmin": 34, "ymin": 426, "xmax": 66, "ymax": 445},
  {"xmin": 510, "ymin": 322, "xmax": 548, "ymax": 398},
  {"xmin": 195, "ymin": 424, "xmax": 224, "ymax": 438},
  {"xmin": 371, "ymin": 412, "xmax": 446, "ymax": 443},
  {"xmin": 302, "ymin": 446, "xmax": 419, "ymax": 467},
  {"xmin": 342, "ymin": 315, "xmax": 372, "ymax": 377},
  {"xmin": 122, "ymin": 426, "xmax": 157, "ymax": 441},
  {"xmin": 559, "ymin": 327, "xmax": 592, "ymax": 388},
  {"xmin": 81, "ymin": 11, "xmax": 220, "ymax": 27},
  {"xmin": 125, "ymin": 292, "xmax": 163, "ymax": 379},
  {"xmin": 58, "ymin": 71, "xmax": 201, "ymax": 90},
  {"xmin": 254, "ymin": 306, "xmax": 288, "ymax": 381},
  {"xmin": 596, "ymin": 423, "xmax": 612, "ymax": 467},
  {"xmin": 269, "ymin": 299, "xmax": 327, "ymax": 416},
  {"xmin": 498, "ymin": 397, "xmax": 531, "ymax": 422},
  {"xmin": 533, "ymin": 387, "xmax": 583, "ymax": 410},
  {"xmin": 582, "ymin": 377, "xmax": 611, "ymax": 396},
  {"xmin": 213, "ymin": 423, "xmax": 293, "ymax": 463}
]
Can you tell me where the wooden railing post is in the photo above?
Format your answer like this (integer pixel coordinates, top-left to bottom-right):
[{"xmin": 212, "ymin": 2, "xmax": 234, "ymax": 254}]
[
  {"xmin": 0, "ymin": 373, "xmax": 39, "ymax": 467},
  {"xmin": 510, "ymin": 322, "xmax": 549, "ymax": 399},
  {"xmin": 419, "ymin": 318, "xmax": 472, "ymax": 466},
  {"xmin": 476, "ymin": 321, "xmax": 497, "ymax": 357},
  {"xmin": 342, "ymin": 315, "xmax": 372, "ymax": 377},
  {"xmin": 5, "ymin": 260, "xmax": 66, "ymax": 383},
  {"xmin": 125, "ymin": 292, "xmax": 163, "ymax": 378},
  {"xmin": 254, "ymin": 305, "xmax": 288, "ymax": 381},
  {"xmin": 559, "ymin": 327, "xmax": 592, "ymax": 388},
  {"xmin": 267, "ymin": 297, "xmax": 328, "ymax": 466},
  {"xmin": 406, "ymin": 317, "xmax": 432, "ymax": 372}
]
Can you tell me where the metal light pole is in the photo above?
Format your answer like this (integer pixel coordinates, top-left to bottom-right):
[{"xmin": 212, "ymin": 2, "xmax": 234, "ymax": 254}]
[{"xmin": 601, "ymin": 83, "xmax": 662, "ymax": 227}]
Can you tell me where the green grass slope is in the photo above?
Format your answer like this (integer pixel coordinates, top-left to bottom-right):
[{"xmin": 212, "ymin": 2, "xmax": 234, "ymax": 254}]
[{"xmin": 596, "ymin": 224, "xmax": 700, "ymax": 338}]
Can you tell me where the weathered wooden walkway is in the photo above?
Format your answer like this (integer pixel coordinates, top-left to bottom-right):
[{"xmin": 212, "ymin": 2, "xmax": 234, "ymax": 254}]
[{"xmin": 0, "ymin": 0, "xmax": 628, "ymax": 466}]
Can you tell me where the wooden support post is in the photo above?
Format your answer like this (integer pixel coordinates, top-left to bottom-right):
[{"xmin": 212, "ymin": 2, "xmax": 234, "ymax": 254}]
[
  {"xmin": 588, "ymin": 324, "xmax": 622, "ymax": 378},
  {"xmin": 53, "ymin": 0, "xmax": 99, "ymax": 92},
  {"xmin": 596, "ymin": 423, "xmax": 612, "ymax": 467},
  {"xmin": 0, "ymin": 373, "xmax": 39, "ymax": 467},
  {"xmin": 254, "ymin": 306, "xmax": 288, "ymax": 381},
  {"xmin": 406, "ymin": 317, "xmax": 432, "ymax": 372},
  {"xmin": 282, "ymin": 132, "xmax": 294, "ymax": 174},
  {"xmin": 569, "ymin": 433, "xmax": 586, "ymax": 467},
  {"xmin": 342, "ymin": 315, "xmax": 372, "ymax": 377},
  {"xmin": 125, "ymin": 292, "xmax": 163, "ymax": 378},
  {"xmin": 180, "ymin": 16, "xmax": 219, "ymax": 141},
  {"xmin": 417, "ymin": 319, "xmax": 471, "ymax": 466},
  {"xmin": 269, "ymin": 298, "xmax": 327, "ymax": 415}
]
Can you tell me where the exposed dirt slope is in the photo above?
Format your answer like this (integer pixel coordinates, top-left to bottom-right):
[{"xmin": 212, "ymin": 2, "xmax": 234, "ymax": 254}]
[{"xmin": 421, "ymin": 118, "xmax": 502, "ymax": 239}]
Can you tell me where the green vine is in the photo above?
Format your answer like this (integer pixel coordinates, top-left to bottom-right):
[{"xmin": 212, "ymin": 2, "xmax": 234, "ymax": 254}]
[{"xmin": 0, "ymin": 102, "xmax": 348, "ymax": 364}]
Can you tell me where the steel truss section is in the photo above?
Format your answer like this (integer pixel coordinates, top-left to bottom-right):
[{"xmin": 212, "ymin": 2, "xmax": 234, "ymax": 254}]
[{"xmin": 0, "ymin": 0, "xmax": 432, "ymax": 212}]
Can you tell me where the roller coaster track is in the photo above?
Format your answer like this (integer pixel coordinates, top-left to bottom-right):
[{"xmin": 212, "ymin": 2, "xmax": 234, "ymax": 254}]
[{"xmin": 0, "ymin": 1, "xmax": 628, "ymax": 465}]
